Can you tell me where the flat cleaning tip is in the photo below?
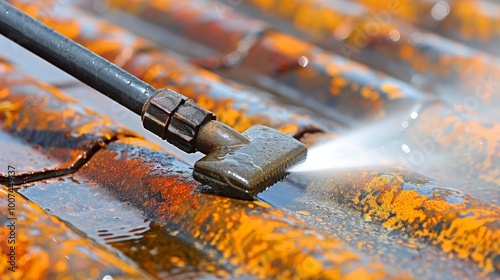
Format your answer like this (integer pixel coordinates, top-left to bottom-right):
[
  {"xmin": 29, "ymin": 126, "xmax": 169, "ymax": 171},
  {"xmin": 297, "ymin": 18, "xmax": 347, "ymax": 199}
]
[{"xmin": 194, "ymin": 125, "xmax": 307, "ymax": 200}]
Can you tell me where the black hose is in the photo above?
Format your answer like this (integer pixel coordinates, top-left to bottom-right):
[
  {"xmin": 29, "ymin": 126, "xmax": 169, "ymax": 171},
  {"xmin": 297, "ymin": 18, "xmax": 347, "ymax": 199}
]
[{"xmin": 0, "ymin": 1, "xmax": 156, "ymax": 115}]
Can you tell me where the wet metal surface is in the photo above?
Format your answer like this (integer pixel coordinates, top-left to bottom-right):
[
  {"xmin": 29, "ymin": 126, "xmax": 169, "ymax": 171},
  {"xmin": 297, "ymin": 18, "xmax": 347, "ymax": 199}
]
[
  {"xmin": 0, "ymin": 72, "xmax": 138, "ymax": 185},
  {"xmin": 239, "ymin": 0, "xmax": 500, "ymax": 119},
  {"xmin": 299, "ymin": 167, "xmax": 500, "ymax": 273},
  {"xmin": 399, "ymin": 102, "xmax": 500, "ymax": 205},
  {"xmin": 0, "ymin": 56, "xmax": 398, "ymax": 278},
  {"xmin": 0, "ymin": 129, "xmax": 56, "ymax": 174},
  {"xmin": 8, "ymin": 0, "xmax": 330, "ymax": 136},
  {"xmin": 260, "ymin": 176, "xmax": 493, "ymax": 280},
  {"xmin": 17, "ymin": 175, "xmax": 230, "ymax": 279},
  {"xmin": 18, "ymin": 176, "xmax": 152, "ymax": 245},
  {"xmin": 103, "ymin": 0, "xmax": 427, "ymax": 125},
  {"xmin": 78, "ymin": 138, "xmax": 400, "ymax": 279},
  {"xmin": 352, "ymin": 0, "xmax": 500, "ymax": 55},
  {"xmin": 0, "ymin": 188, "xmax": 149, "ymax": 279},
  {"xmin": 109, "ymin": 222, "xmax": 231, "ymax": 279},
  {"xmin": 0, "ymin": 0, "xmax": 499, "ymax": 279}
]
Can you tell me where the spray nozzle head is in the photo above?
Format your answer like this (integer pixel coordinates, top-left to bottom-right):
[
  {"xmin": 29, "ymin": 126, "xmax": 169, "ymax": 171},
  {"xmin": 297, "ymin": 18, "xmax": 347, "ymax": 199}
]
[
  {"xmin": 194, "ymin": 121, "xmax": 307, "ymax": 200},
  {"xmin": 141, "ymin": 89, "xmax": 307, "ymax": 200}
]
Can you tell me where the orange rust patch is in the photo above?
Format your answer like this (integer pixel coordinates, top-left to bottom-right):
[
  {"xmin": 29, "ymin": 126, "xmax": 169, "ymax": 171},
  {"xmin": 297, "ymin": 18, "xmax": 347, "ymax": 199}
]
[
  {"xmin": 314, "ymin": 169, "xmax": 500, "ymax": 272},
  {"xmin": 267, "ymin": 32, "xmax": 312, "ymax": 57},
  {"xmin": 380, "ymin": 83, "xmax": 405, "ymax": 100},
  {"xmin": 0, "ymin": 100, "xmax": 23, "ymax": 127},
  {"xmin": 408, "ymin": 104, "xmax": 499, "ymax": 176},
  {"xmin": 0, "ymin": 88, "xmax": 10, "ymax": 99}
]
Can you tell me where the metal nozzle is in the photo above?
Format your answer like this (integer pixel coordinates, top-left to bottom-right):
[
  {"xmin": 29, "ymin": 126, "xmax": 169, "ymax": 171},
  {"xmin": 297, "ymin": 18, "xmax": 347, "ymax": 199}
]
[
  {"xmin": 193, "ymin": 122, "xmax": 307, "ymax": 200},
  {"xmin": 141, "ymin": 89, "xmax": 307, "ymax": 200}
]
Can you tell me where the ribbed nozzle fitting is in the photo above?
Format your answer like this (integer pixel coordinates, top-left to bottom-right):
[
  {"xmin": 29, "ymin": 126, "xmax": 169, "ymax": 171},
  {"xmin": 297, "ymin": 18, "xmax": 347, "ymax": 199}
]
[{"xmin": 141, "ymin": 89, "xmax": 215, "ymax": 153}]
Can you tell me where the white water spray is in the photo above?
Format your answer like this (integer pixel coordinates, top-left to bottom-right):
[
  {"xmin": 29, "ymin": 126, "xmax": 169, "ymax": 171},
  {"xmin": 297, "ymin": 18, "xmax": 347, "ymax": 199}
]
[
  {"xmin": 289, "ymin": 137, "xmax": 394, "ymax": 172},
  {"xmin": 289, "ymin": 107, "xmax": 422, "ymax": 173}
]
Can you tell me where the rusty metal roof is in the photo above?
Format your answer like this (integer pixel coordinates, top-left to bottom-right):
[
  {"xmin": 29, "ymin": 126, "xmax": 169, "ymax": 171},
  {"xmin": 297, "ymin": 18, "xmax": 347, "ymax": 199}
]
[{"xmin": 0, "ymin": 0, "xmax": 499, "ymax": 279}]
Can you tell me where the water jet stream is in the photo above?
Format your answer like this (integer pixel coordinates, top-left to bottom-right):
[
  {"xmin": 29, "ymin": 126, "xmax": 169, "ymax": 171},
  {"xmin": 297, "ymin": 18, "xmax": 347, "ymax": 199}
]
[{"xmin": 289, "ymin": 105, "xmax": 424, "ymax": 173}]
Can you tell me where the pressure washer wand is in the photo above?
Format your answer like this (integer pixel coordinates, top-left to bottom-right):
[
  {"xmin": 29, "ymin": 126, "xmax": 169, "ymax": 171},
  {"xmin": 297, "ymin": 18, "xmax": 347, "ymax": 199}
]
[{"xmin": 0, "ymin": 1, "xmax": 306, "ymax": 200}]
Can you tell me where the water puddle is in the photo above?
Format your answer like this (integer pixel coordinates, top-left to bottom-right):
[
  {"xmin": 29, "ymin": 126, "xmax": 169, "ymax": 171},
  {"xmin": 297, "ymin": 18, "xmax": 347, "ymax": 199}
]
[
  {"xmin": 110, "ymin": 222, "xmax": 229, "ymax": 279},
  {"xmin": 19, "ymin": 175, "xmax": 151, "ymax": 244},
  {"xmin": 17, "ymin": 174, "xmax": 230, "ymax": 279}
]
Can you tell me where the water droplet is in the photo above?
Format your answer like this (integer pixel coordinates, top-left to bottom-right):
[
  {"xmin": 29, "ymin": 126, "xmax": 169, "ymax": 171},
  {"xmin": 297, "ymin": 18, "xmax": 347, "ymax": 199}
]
[
  {"xmin": 389, "ymin": 29, "xmax": 400, "ymax": 42},
  {"xmin": 408, "ymin": 32, "xmax": 423, "ymax": 45},
  {"xmin": 401, "ymin": 143, "xmax": 411, "ymax": 154},
  {"xmin": 298, "ymin": 56, "xmax": 309, "ymax": 67},
  {"xmin": 431, "ymin": 1, "xmax": 450, "ymax": 21},
  {"xmin": 149, "ymin": 248, "xmax": 159, "ymax": 256}
]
